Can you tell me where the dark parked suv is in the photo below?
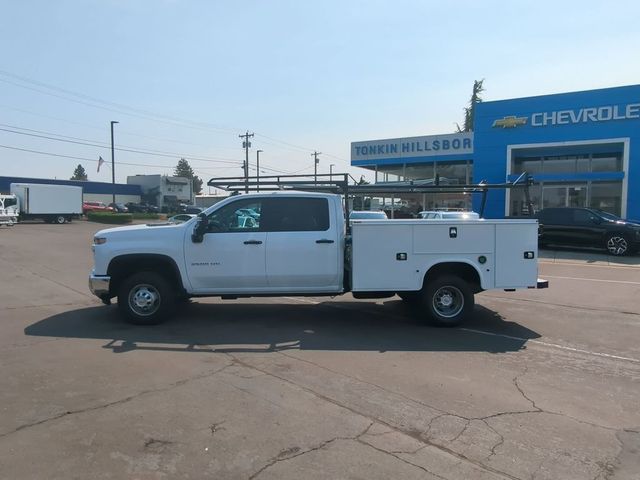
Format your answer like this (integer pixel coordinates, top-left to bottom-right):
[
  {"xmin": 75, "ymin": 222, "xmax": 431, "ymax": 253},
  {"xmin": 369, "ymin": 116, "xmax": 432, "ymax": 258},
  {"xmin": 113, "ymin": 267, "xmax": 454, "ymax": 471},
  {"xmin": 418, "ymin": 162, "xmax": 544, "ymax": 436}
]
[{"xmin": 537, "ymin": 207, "xmax": 640, "ymax": 256}]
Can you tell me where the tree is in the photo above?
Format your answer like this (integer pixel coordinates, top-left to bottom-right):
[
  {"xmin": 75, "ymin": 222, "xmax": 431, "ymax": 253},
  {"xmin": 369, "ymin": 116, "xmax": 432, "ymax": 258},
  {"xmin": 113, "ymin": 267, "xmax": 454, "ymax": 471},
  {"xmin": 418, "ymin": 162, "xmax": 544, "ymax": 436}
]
[
  {"xmin": 70, "ymin": 164, "xmax": 88, "ymax": 181},
  {"xmin": 456, "ymin": 79, "xmax": 485, "ymax": 132},
  {"xmin": 174, "ymin": 158, "xmax": 203, "ymax": 195}
]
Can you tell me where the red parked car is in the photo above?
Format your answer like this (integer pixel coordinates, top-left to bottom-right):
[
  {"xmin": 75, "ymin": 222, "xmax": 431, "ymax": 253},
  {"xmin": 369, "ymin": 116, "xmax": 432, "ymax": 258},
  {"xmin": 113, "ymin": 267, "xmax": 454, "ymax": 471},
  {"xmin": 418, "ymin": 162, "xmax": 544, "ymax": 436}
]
[{"xmin": 83, "ymin": 201, "xmax": 113, "ymax": 214}]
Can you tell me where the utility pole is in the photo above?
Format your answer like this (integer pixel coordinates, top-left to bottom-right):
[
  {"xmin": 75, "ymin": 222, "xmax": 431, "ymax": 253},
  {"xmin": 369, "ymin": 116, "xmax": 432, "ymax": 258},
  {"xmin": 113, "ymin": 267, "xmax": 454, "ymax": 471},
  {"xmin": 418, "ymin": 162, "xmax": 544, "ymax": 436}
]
[
  {"xmin": 239, "ymin": 131, "xmax": 254, "ymax": 193},
  {"xmin": 256, "ymin": 149, "xmax": 263, "ymax": 192},
  {"xmin": 110, "ymin": 121, "xmax": 119, "ymax": 204},
  {"xmin": 311, "ymin": 151, "xmax": 321, "ymax": 183},
  {"xmin": 329, "ymin": 163, "xmax": 335, "ymax": 182}
]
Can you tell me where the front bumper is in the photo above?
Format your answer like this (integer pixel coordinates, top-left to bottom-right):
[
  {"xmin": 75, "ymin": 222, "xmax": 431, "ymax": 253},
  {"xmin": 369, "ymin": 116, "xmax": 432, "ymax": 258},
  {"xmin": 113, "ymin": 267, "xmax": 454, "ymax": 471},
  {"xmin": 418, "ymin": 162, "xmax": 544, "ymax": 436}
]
[{"xmin": 89, "ymin": 274, "xmax": 111, "ymax": 297}]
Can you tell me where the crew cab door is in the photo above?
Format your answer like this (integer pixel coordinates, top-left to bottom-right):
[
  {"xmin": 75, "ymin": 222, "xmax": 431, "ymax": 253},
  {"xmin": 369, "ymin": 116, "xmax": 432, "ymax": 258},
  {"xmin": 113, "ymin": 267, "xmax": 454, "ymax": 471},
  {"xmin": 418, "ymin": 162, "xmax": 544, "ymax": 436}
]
[
  {"xmin": 185, "ymin": 198, "xmax": 267, "ymax": 292},
  {"xmin": 261, "ymin": 196, "xmax": 341, "ymax": 292}
]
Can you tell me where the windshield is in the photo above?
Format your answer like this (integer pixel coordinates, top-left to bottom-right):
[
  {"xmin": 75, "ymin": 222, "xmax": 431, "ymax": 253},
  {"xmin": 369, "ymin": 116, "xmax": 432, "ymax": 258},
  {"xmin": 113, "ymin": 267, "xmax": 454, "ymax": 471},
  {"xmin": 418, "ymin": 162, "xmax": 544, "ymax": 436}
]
[
  {"xmin": 0, "ymin": 196, "xmax": 17, "ymax": 208},
  {"xmin": 595, "ymin": 210, "xmax": 621, "ymax": 221}
]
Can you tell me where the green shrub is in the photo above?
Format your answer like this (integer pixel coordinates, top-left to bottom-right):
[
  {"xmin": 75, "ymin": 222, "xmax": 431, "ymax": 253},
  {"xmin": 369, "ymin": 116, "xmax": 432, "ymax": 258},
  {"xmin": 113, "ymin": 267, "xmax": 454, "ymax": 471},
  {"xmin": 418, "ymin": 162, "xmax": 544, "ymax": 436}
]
[
  {"xmin": 87, "ymin": 212, "xmax": 132, "ymax": 224},
  {"xmin": 130, "ymin": 213, "xmax": 161, "ymax": 220}
]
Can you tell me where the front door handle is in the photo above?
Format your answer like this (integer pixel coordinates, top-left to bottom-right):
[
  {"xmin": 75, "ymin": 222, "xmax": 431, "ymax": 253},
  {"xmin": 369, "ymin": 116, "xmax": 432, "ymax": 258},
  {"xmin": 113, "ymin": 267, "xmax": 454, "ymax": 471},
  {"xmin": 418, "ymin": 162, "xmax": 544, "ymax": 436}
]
[
  {"xmin": 244, "ymin": 240, "xmax": 263, "ymax": 245},
  {"xmin": 316, "ymin": 239, "xmax": 335, "ymax": 244}
]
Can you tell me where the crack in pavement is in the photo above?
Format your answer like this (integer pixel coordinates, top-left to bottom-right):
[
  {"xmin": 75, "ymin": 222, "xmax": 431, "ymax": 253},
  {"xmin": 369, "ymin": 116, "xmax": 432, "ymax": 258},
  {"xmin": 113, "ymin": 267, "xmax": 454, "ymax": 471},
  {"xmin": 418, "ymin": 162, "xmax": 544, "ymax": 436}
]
[
  {"xmin": 481, "ymin": 419, "xmax": 505, "ymax": 462},
  {"xmin": 513, "ymin": 366, "xmax": 540, "ymax": 411},
  {"xmin": 229, "ymin": 354, "xmax": 522, "ymax": 480},
  {"xmin": 0, "ymin": 361, "xmax": 234, "ymax": 439},
  {"xmin": 356, "ymin": 437, "xmax": 451, "ymax": 480},
  {"xmin": 277, "ymin": 351, "xmax": 450, "ymax": 414},
  {"xmin": 247, "ymin": 422, "xmax": 374, "ymax": 480},
  {"xmin": 230, "ymin": 352, "xmax": 631, "ymax": 480}
]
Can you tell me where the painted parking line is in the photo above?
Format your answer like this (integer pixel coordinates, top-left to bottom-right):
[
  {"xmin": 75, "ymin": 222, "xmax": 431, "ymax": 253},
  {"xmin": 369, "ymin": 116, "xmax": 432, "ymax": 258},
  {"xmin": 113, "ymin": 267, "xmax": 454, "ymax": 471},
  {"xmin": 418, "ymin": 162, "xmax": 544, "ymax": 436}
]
[
  {"xmin": 459, "ymin": 328, "xmax": 640, "ymax": 364},
  {"xmin": 540, "ymin": 260, "xmax": 640, "ymax": 269},
  {"xmin": 283, "ymin": 296, "xmax": 640, "ymax": 365},
  {"xmin": 543, "ymin": 275, "xmax": 640, "ymax": 286}
]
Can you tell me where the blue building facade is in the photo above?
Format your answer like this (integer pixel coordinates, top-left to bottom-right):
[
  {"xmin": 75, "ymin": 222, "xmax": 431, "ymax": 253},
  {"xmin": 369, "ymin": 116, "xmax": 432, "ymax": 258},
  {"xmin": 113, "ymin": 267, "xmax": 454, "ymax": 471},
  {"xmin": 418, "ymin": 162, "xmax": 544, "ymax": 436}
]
[
  {"xmin": 473, "ymin": 84, "xmax": 640, "ymax": 220},
  {"xmin": 351, "ymin": 84, "xmax": 640, "ymax": 220}
]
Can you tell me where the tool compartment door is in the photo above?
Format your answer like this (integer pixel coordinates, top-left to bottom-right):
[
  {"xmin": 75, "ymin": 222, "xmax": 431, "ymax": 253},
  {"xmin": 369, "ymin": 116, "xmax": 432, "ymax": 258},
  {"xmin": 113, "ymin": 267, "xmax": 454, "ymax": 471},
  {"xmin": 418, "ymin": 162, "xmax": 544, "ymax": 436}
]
[
  {"xmin": 351, "ymin": 223, "xmax": 417, "ymax": 291},
  {"xmin": 495, "ymin": 222, "xmax": 539, "ymax": 288}
]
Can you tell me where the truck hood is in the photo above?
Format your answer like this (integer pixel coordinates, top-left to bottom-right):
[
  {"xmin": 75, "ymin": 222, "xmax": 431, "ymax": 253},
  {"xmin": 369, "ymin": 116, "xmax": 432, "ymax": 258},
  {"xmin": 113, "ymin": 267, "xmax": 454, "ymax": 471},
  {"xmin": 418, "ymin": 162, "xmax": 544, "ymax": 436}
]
[{"xmin": 95, "ymin": 222, "xmax": 187, "ymax": 237}]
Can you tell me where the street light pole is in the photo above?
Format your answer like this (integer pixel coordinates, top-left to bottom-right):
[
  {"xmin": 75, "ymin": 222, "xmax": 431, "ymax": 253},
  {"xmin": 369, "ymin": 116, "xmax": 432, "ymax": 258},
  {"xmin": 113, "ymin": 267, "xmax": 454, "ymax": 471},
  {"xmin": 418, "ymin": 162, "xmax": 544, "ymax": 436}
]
[
  {"xmin": 330, "ymin": 163, "xmax": 335, "ymax": 182},
  {"xmin": 110, "ymin": 121, "xmax": 119, "ymax": 204},
  {"xmin": 256, "ymin": 150, "xmax": 263, "ymax": 192}
]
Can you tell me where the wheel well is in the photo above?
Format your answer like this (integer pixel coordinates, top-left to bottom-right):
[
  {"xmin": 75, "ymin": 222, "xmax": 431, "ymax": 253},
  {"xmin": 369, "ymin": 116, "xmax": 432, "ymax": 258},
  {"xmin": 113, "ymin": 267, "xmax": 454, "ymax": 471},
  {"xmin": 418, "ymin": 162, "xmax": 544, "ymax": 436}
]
[
  {"xmin": 423, "ymin": 262, "xmax": 482, "ymax": 293},
  {"xmin": 107, "ymin": 254, "xmax": 185, "ymax": 297}
]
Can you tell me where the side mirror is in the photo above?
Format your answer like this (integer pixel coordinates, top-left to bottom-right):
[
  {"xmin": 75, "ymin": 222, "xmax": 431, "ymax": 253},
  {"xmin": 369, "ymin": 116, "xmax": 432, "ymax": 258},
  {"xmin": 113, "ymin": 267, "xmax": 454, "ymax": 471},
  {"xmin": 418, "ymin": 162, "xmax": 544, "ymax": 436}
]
[{"xmin": 191, "ymin": 212, "xmax": 209, "ymax": 243}]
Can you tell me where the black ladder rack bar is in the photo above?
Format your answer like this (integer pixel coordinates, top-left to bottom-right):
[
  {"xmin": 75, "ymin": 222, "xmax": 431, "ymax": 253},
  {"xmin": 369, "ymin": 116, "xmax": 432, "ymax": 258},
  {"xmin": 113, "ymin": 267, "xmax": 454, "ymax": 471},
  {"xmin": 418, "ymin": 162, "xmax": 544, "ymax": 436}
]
[{"xmin": 207, "ymin": 172, "xmax": 535, "ymax": 219}]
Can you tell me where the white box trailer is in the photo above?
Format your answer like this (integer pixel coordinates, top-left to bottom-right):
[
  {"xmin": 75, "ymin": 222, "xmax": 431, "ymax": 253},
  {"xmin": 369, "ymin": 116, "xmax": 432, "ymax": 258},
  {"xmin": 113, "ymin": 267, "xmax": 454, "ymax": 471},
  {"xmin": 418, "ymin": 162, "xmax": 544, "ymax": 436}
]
[{"xmin": 10, "ymin": 183, "xmax": 83, "ymax": 224}]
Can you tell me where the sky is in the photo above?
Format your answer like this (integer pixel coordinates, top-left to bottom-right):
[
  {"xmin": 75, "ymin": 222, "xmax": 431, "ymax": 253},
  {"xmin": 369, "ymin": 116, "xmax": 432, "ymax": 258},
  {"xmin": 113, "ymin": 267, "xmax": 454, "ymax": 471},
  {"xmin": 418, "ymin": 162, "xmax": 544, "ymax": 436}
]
[{"xmin": 1, "ymin": 0, "xmax": 639, "ymax": 192}]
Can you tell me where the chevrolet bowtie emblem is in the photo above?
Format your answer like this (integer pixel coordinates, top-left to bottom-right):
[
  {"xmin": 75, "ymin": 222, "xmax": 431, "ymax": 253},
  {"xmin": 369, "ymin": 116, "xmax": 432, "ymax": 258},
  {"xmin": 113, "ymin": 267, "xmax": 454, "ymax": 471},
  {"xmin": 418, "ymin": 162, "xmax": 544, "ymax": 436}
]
[{"xmin": 492, "ymin": 116, "xmax": 528, "ymax": 128}]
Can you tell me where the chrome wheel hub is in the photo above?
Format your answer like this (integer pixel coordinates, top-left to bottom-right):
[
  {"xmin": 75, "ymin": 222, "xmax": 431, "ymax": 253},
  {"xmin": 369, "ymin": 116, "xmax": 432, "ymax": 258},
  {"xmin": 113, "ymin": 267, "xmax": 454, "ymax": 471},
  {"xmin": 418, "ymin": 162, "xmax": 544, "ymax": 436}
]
[
  {"xmin": 433, "ymin": 286, "xmax": 464, "ymax": 318},
  {"xmin": 129, "ymin": 284, "xmax": 160, "ymax": 316}
]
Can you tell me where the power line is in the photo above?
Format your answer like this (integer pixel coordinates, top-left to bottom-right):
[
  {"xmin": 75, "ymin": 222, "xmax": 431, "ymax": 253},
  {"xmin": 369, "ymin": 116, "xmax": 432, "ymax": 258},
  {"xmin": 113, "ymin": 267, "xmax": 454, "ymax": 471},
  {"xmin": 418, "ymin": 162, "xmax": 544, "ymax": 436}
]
[
  {"xmin": 0, "ymin": 69, "xmax": 354, "ymax": 168},
  {"xmin": 0, "ymin": 125, "xmax": 244, "ymax": 166},
  {"xmin": 0, "ymin": 71, "xmax": 238, "ymax": 134},
  {"xmin": 0, "ymin": 143, "xmax": 183, "ymax": 170},
  {"xmin": 0, "ymin": 103, "xmax": 238, "ymax": 149},
  {"xmin": 0, "ymin": 70, "xmax": 356, "ymax": 172}
]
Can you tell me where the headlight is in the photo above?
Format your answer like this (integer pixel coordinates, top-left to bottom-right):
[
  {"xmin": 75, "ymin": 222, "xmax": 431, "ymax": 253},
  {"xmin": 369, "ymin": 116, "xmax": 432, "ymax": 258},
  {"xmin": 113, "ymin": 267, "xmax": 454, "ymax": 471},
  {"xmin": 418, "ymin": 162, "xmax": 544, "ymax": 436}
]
[{"xmin": 93, "ymin": 237, "xmax": 107, "ymax": 245}]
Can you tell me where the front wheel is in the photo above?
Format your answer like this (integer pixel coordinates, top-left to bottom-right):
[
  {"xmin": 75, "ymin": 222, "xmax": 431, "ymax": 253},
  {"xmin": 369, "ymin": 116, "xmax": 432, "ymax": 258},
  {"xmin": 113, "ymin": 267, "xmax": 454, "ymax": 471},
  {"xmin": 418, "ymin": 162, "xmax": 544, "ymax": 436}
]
[
  {"xmin": 606, "ymin": 234, "xmax": 629, "ymax": 256},
  {"xmin": 117, "ymin": 272, "xmax": 175, "ymax": 325},
  {"xmin": 54, "ymin": 215, "xmax": 66, "ymax": 224},
  {"xmin": 422, "ymin": 275, "xmax": 474, "ymax": 327}
]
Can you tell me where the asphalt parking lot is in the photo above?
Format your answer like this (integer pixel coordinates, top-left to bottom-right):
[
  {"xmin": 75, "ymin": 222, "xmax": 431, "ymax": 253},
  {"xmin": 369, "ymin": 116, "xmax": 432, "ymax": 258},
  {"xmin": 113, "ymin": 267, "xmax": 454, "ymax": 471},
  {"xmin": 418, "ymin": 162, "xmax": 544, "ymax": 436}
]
[{"xmin": 1, "ymin": 221, "xmax": 639, "ymax": 480}]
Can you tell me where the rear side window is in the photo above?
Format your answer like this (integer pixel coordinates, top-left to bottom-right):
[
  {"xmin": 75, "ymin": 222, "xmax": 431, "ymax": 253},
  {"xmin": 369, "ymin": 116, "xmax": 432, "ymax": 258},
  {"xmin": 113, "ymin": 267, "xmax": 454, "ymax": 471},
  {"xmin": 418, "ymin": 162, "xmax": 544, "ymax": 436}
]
[
  {"xmin": 262, "ymin": 197, "xmax": 330, "ymax": 232},
  {"xmin": 539, "ymin": 208, "xmax": 570, "ymax": 224},
  {"xmin": 572, "ymin": 209, "xmax": 598, "ymax": 224}
]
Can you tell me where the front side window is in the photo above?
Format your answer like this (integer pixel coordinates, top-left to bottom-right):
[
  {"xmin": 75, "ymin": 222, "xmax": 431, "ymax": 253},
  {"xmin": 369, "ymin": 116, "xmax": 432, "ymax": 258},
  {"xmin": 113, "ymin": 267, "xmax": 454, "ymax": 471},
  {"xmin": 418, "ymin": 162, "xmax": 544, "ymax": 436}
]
[
  {"xmin": 573, "ymin": 209, "xmax": 595, "ymax": 224},
  {"xmin": 261, "ymin": 197, "xmax": 329, "ymax": 232},
  {"xmin": 206, "ymin": 199, "xmax": 262, "ymax": 233}
]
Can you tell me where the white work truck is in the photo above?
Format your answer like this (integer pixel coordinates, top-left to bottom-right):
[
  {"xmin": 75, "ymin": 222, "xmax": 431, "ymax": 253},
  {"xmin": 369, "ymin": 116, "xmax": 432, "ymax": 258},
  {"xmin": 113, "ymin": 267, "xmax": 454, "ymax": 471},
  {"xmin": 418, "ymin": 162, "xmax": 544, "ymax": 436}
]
[
  {"xmin": 89, "ymin": 190, "xmax": 546, "ymax": 327},
  {"xmin": 10, "ymin": 182, "xmax": 83, "ymax": 224}
]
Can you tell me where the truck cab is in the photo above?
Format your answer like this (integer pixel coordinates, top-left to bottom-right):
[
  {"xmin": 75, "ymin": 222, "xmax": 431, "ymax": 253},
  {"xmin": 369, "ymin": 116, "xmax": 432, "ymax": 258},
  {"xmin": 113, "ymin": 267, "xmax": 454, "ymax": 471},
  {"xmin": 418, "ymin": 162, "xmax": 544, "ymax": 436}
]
[{"xmin": 0, "ymin": 194, "xmax": 19, "ymax": 226}]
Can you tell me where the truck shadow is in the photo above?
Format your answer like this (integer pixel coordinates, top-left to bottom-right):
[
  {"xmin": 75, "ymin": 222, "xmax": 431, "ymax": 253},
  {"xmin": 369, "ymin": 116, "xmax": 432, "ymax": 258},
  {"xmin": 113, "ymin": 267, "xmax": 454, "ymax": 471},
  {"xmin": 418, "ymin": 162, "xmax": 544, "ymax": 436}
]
[{"xmin": 25, "ymin": 299, "xmax": 540, "ymax": 354}]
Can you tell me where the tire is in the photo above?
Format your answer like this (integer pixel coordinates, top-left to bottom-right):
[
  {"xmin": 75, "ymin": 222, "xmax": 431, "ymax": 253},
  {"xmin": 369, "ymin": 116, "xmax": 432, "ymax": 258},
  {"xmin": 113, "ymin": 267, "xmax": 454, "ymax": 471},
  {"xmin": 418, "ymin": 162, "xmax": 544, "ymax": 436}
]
[
  {"xmin": 421, "ymin": 275, "xmax": 474, "ymax": 327},
  {"xmin": 54, "ymin": 215, "xmax": 66, "ymax": 224},
  {"xmin": 606, "ymin": 234, "xmax": 629, "ymax": 256},
  {"xmin": 117, "ymin": 272, "xmax": 175, "ymax": 325}
]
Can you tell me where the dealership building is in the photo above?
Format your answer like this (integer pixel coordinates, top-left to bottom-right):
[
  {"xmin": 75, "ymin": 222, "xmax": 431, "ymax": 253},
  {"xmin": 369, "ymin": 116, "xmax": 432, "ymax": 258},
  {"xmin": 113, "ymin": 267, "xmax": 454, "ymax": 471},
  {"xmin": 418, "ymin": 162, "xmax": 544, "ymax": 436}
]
[{"xmin": 351, "ymin": 84, "xmax": 640, "ymax": 220}]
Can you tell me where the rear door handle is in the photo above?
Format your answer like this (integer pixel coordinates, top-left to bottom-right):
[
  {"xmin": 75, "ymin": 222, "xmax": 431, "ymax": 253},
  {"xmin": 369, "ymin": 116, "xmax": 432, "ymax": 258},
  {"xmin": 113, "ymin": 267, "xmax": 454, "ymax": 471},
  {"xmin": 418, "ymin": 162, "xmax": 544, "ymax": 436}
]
[
  {"xmin": 244, "ymin": 240, "xmax": 263, "ymax": 245},
  {"xmin": 316, "ymin": 239, "xmax": 334, "ymax": 244}
]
